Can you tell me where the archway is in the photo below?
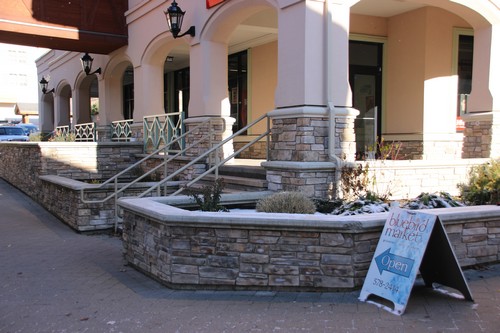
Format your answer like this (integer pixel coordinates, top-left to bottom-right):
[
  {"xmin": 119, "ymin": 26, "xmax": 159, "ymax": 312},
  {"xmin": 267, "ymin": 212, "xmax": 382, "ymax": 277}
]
[
  {"xmin": 56, "ymin": 83, "xmax": 72, "ymax": 127},
  {"xmin": 75, "ymin": 74, "xmax": 98, "ymax": 124},
  {"xmin": 197, "ymin": 0, "xmax": 278, "ymax": 131},
  {"xmin": 102, "ymin": 54, "xmax": 134, "ymax": 122}
]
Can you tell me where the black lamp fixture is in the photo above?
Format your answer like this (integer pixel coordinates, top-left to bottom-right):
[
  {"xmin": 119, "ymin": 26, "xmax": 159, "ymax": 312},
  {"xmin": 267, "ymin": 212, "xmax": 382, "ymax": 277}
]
[
  {"xmin": 165, "ymin": 1, "xmax": 195, "ymax": 38},
  {"xmin": 39, "ymin": 77, "xmax": 54, "ymax": 94},
  {"xmin": 81, "ymin": 53, "xmax": 102, "ymax": 75}
]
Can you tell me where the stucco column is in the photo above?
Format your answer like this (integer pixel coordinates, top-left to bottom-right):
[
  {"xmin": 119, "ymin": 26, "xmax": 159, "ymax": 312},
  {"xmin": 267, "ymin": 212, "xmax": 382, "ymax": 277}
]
[
  {"xmin": 184, "ymin": 40, "xmax": 235, "ymax": 160},
  {"xmin": 462, "ymin": 24, "xmax": 500, "ymax": 158},
  {"xmin": 132, "ymin": 63, "xmax": 164, "ymax": 121},
  {"xmin": 39, "ymin": 93, "xmax": 55, "ymax": 137},
  {"xmin": 264, "ymin": 0, "xmax": 356, "ymax": 198},
  {"xmin": 275, "ymin": 0, "xmax": 325, "ymax": 109},
  {"xmin": 326, "ymin": 0, "xmax": 358, "ymax": 162},
  {"xmin": 189, "ymin": 40, "xmax": 230, "ymax": 117},
  {"xmin": 54, "ymin": 94, "xmax": 71, "ymax": 127}
]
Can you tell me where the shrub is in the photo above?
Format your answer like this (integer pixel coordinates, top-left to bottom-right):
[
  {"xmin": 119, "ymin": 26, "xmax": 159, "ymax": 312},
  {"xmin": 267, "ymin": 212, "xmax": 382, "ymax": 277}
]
[
  {"xmin": 459, "ymin": 159, "xmax": 500, "ymax": 205},
  {"xmin": 314, "ymin": 198, "xmax": 343, "ymax": 214},
  {"xmin": 331, "ymin": 196, "xmax": 390, "ymax": 216},
  {"xmin": 28, "ymin": 132, "xmax": 42, "ymax": 142},
  {"xmin": 340, "ymin": 164, "xmax": 369, "ymax": 201},
  {"xmin": 402, "ymin": 192, "xmax": 464, "ymax": 210},
  {"xmin": 187, "ymin": 178, "xmax": 228, "ymax": 212},
  {"xmin": 49, "ymin": 131, "xmax": 76, "ymax": 142},
  {"xmin": 256, "ymin": 191, "xmax": 316, "ymax": 214}
]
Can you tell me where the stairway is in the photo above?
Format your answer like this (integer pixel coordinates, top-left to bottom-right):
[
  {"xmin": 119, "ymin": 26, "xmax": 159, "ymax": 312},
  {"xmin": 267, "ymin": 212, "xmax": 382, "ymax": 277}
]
[{"xmin": 202, "ymin": 159, "xmax": 268, "ymax": 192}]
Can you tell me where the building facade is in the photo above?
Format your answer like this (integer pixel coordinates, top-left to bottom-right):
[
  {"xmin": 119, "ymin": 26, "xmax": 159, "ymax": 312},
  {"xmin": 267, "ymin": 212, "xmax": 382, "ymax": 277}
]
[{"xmin": 36, "ymin": 0, "xmax": 500, "ymax": 195}]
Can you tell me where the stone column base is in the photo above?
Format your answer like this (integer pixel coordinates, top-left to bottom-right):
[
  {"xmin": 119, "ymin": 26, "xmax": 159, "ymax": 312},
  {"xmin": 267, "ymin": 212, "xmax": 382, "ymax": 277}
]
[
  {"xmin": 184, "ymin": 116, "xmax": 236, "ymax": 162},
  {"xmin": 262, "ymin": 161, "xmax": 338, "ymax": 199},
  {"xmin": 461, "ymin": 111, "xmax": 500, "ymax": 158}
]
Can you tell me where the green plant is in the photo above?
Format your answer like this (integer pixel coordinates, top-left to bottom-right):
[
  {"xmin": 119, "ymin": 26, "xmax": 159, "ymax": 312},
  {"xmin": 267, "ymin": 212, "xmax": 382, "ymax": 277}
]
[
  {"xmin": 91, "ymin": 103, "xmax": 99, "ymax": 116},
  {"xmin": 187, "ymin": 178, "xmax": 228, "ymax": 212},
  {"xmin": 256, "ymin": 191, "xmax": 316, "ymax": 214},
  {"xmin": 314, "ymin": 198, "xmax": 343, "ymax": 214},
  {"xmin": 402, "ymin": 192, "xmax": 464, "ymax": 210},
  {"xmin": 331, "ymin": 196, "xmax": 390, "ymax": 216},
  {"xmin": 378, "ymin": 138, "xmax": 403, "ymax": 160},
  {"xmin": 28, "ymin": 132, "xmax": 42, "ymax": 142},
  {"xmin": 49, "ymin": 131, "xmax": 76, "ymax": 142},
  {"xmin": 459, "ymin": 159, "xmax": 500, "ymax": 205},
  {"xmin": 340, "ymin": 164, "xmax": 370, "ymax": 201}
]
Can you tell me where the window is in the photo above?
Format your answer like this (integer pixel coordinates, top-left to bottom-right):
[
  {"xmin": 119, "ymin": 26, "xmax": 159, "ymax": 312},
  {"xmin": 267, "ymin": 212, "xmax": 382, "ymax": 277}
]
[
  {"xmin": 228, "ymin": 51, "xmax": 247, "ymax": 132},
  {"xmin": 123, "ymin": 66, "xmax": 134, "ymax": 119}
]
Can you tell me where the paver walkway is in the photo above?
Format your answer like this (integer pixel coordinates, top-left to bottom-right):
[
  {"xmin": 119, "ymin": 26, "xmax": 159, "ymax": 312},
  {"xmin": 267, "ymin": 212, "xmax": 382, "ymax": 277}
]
[{"xmin": 1, "ymin": 178, "xmax": 499, "ymax": 333}]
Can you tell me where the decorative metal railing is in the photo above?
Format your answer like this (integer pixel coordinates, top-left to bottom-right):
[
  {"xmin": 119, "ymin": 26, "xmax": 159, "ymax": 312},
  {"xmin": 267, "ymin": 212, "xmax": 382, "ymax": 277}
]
[
  {"xmin": 111, "ymin": 119, "xmax": 134, "ymax": 141},
  {"xmin": 54, "ymin": 125, "xmax": 71, "ymax": 138},
  {"xmin": 54, "ymin": 122, "xmax": 97, "ymax": 142},
  {"xmin": 143, "ymin": 112, "xmax": 185, "ymax": 153},
  {"xmin": 74, "ymin": 122, "xmax": 97, "ymax": 142}
]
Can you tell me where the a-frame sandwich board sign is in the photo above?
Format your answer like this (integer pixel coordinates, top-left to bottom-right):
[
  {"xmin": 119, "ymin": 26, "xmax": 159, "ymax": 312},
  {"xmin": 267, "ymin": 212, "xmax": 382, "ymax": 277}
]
[{"xmin": 359, "ymin": 208, "xmax": 473, "ymax": 315}]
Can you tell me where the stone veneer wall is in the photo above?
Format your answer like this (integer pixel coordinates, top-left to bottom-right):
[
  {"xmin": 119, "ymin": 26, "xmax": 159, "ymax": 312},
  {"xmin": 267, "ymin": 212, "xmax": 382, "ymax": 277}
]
[
  {"xmin": 120, "ymin": 197, "xmax": 500, "ymax": 291},
  {"xmin": 0, "ymin": 142, "xmax": 143, "ymax": 215},
  {"xmin": 184, "ymin": 117, "xmax": 235, "ymax": 162},
  {"xmin": 270, "ymin": 117, "xmax": 329, "ymax": 162},
  {"xmin": 360, "ymin": 159, "xmax": 488, "ymax": 200},
  {"xmin": 234, "ymin": 140, "xmax": 267, "ymax": 159},
  {"xmin": 463, "ymin": 120, "xmax": 493, "ymax": 158},
  {"xmin": 264, "ymin": 158, "xmax": 488, "ymax": 200}
]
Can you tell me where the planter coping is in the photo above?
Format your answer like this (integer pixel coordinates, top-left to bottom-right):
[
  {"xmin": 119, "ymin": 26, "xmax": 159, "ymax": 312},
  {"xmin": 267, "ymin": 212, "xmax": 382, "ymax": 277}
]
[{"xmin": 118, "ymin": 193, "xmax": 500, "ymax": 232}]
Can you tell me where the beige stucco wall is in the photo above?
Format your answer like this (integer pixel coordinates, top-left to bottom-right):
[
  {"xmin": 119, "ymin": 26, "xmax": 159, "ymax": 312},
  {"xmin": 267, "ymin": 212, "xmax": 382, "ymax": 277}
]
[
  {"xmin": 385, "ymin": 7, "xmax": 471, "ymax": 135},
  {"xmin": 350, "ymin": 14, "xmax": 388, "ymax": 37},
  {"xmin": 248, "ymin": 41, "xmax": 278, "ymax": 135}
]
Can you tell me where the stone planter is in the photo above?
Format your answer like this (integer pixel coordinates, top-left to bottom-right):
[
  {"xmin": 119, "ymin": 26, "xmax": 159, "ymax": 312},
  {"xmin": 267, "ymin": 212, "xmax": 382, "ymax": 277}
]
[{"xmin": 119, "ymin": 194, "xmax": 500, "ymax": 291}]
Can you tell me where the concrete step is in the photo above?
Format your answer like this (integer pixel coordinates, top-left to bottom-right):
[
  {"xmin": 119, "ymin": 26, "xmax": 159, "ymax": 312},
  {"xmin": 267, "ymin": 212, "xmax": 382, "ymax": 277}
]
[
  {"xmin": 217, "ymin": 163, "xmax": 267, "ymax": 180},
  {"xmin": 202, "ymin": 174, "xmax": 268, "ymax": 191}
]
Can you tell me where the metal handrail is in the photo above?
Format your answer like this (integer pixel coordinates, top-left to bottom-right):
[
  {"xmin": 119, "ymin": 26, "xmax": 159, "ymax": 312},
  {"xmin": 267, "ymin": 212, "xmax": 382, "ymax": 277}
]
[
  {"xmin": 80, "ymin": 118, "xmax": 216, "ymax": 200},
  {"xmin": 80, "ymin": 118, "xmax": 222, "ymax": 231},
  {"xmin": 141, "ymin": 113, "xmax": 270, "ymax": 198},
  {"xmin": 80, "ymin": 113, "xmax": 271, "ymax": 231}
]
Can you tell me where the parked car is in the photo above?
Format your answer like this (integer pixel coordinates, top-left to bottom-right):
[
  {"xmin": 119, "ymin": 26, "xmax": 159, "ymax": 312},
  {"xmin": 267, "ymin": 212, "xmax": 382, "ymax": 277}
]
[
  {"xmin": 17, "ymin": 123, "xmax": 39, "ymax": 135},
  {"xmin": 0, "ymin": 126, "xmax": 30, "ymax": 141}
]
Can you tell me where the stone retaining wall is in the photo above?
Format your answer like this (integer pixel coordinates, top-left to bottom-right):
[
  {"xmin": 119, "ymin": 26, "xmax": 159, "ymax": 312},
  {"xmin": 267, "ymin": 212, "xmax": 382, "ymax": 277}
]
[
  {"xmin": 0, "ymin": 142, "xmax": 143, "ymax": 230},
  {"xmin": 119, "ymin": 196, "xmax": 500, "ymax": 291},
  {"xmin": 0, "ymin": 142, "xmax": 143, "ymax": 194},
  {"xmin": 39, "ymin": 175, "xmax": 163, "ymax": 231}
]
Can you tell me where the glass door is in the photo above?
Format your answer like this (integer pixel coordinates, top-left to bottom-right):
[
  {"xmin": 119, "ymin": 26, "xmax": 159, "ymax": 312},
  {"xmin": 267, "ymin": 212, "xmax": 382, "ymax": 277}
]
[{"xmin": 349, "ymin": 41, "xmax": 383, "ymax": 160}]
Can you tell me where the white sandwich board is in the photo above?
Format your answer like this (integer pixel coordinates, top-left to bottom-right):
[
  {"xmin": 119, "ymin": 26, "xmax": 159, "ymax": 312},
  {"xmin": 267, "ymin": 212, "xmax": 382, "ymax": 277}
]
[{"xmin": 359, "ymin": 208, "xmax": 473, "ymax": 315}]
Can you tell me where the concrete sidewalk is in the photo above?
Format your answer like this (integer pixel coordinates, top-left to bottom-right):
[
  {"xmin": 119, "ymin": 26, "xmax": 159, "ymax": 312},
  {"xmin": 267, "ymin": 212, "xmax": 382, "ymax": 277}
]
[{"xmin": 1, "ymin": 178, "xmax": 499, "ymax": 333}]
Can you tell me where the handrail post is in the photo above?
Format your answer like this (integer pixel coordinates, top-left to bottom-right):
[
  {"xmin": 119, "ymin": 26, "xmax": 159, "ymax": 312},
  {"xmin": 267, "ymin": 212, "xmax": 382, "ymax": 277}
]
[
  {"xmin": 114, "ymin": 177, "xmax": 118, "ymax": 233},
  {"xmin": 208, "ymin": 118, "xmax": 213, "ymax": 167},
  {"xmin": 163, "ymin": 145, "xmax": 168, "ymax": 195},
  {"xmin": 266, "ymin": 115, "xmax": 271, "ymax": 161}
]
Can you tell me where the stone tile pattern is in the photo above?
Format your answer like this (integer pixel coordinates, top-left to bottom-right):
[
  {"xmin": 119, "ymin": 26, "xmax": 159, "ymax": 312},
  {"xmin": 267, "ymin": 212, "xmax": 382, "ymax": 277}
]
[
  {"xmin": 0, "ymin": 142, "xmax": 142, "ymax": 230},
  {"xmin": 234, "ymin": 140, "xmax": 267, "ymax": 159},
  {"xmin": 360, "ymin": 160, "xmax": 474, "ymax": 200},
  {"xmin": 122, "ymin": 210, "xmax": 500, "ymax": 291},
  {"xmin": 270, "ymin": 117, "xmax": 330, "ymax": 162},
  {"xmin": 266, "ymin": 159, "xmax": 475, "ymax": 200},
  {"xmin": 462, "ymin": 120, "xmax": 494, "ymax": 158},
  {"xmin": 0, "ymin": 142, "xmax": 142, "ymax": 187},
  {"xmin": 39, "ymin": 178, "xmax": 158, "ymax": 232},
  {"xmin": 266, "ymin": 168, "xmax": 336, "ymax": 198},
  {"xmin": 142, "ymin": 157, "xmax": 206, "ymax": 182},
  {"xmin": 184, "ymin": 118, "xmax": 234, "ymax": 162}
]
